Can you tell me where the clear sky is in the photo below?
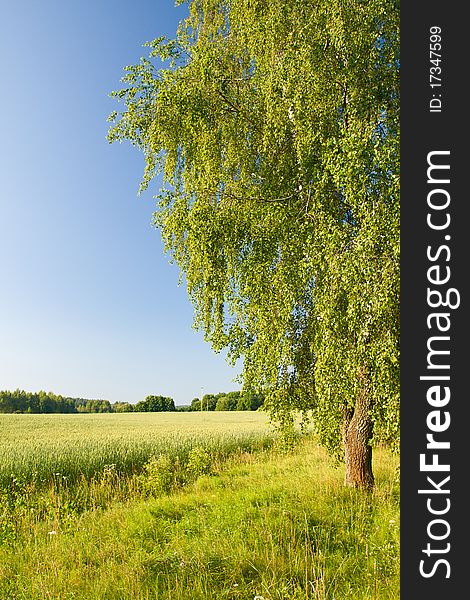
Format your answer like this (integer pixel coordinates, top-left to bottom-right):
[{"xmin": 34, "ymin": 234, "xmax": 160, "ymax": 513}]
[{"xmin": 0, "ymin": 0, "xmax": 240, "ymax": 406}]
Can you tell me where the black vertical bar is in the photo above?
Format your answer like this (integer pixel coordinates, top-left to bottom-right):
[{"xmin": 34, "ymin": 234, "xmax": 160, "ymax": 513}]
[{"xmin": 401, "ymin": 2, "xmax": 467, "ymax": 597}]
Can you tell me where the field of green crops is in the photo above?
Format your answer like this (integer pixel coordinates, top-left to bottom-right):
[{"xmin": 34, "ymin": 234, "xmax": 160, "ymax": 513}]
[
  {"xmin": 0, "ymin": 411, "xmax": 399, "ymax": 599},
  {"xmin": 0, "ymin": 411, "xmax": 277, "ymax": 487}
]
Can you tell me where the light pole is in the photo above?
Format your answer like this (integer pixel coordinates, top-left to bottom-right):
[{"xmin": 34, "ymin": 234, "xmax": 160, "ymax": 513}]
[{"xmin": 200, "ymin": 387, "xmax": 204, "ymax": 412}]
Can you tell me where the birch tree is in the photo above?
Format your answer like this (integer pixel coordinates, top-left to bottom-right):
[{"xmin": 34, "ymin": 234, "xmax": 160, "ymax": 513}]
[{"xmin": 108, "ymin": 0, "xmax": 400, "ymax": 489}]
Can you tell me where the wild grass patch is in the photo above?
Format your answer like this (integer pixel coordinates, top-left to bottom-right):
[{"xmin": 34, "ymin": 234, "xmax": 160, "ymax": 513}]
[{"xmin": 0, "ymin": 415, "xmax": 399, "ymax": 599}]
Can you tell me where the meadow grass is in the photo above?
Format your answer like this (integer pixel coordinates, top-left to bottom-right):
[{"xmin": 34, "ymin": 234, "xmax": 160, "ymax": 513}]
[{"xmin": 0, "ymin": 423, "xmax": 399, "ymax": 599}]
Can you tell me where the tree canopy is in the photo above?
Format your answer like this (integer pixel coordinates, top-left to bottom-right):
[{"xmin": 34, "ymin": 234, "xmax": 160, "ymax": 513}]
[
  {"xmin": 0, "ymin": 391, "xmax": 176, "ymax": 414},
  {"xmin": 135, "ymin": 395, "xmax": 176, "ymax": 412},
  {"xmin": 189, "ymin": 390, "xmax": 264, "ymax": 411},
  {"xmin": 109, "ymin": 0, "xmax": 399, "ymax": 487},
  {"xmin": 0, "ymin": 390, "xmax": 112, "ymax": 414}
]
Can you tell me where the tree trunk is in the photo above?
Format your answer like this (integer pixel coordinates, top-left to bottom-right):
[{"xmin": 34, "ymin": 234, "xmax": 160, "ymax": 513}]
[{"xmin": 342, "ymin": 384, "xmax": 374, "ymax": 491}]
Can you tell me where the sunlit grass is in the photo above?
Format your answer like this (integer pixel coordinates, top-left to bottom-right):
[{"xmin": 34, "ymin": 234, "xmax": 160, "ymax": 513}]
[
  {"xmin": 0, "ymin": 411, "xmax": 276, "ymax": 486},
  {"xmin": 0, "ymin": 432, "xmax": 399, "ymax": 599}
]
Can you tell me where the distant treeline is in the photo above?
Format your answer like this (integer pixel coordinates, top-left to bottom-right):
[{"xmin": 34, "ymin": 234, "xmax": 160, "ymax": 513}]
[
  {"xmin": 0, "ymin": 390, "xmax": 263, "ymax": 414},
  {"xmin": 0, "ymin": 390, "xmax": 175, "ymax": 414},
  {"xmin": 184, "ymin": 391, "xmax": 264, "ymax": 412}
]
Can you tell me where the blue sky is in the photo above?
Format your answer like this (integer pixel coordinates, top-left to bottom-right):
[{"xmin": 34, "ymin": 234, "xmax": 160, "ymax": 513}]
[{"xmin": 0, "ymin": 0, "xmax": 240, "ymax": 405}]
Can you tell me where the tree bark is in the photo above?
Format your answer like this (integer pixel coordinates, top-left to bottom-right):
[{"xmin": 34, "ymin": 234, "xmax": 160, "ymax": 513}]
[{"xmin": 342, "ymin": 383, "xmax": 374, "ymax": 491}]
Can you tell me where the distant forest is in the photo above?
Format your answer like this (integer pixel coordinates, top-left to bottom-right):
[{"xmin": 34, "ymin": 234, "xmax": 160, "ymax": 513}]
[{"xmin": 0, "ymin": 390, "xmax": 264, "ymax": 414}]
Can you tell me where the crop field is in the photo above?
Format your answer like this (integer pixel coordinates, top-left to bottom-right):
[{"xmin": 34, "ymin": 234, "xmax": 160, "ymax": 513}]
[
  {"xmin": 0, "ymin": 411, "xmax": 399, "ymax": 599},
  {"xmin": 0, "ymin": 411, "xmax": 277, "ymax": 487}
]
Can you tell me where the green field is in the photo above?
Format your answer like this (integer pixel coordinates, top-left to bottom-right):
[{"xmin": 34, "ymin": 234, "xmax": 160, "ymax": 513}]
[
  {"xmin": 0, "ymin": 411, "xmax": 276, "ymax": 486},
  {"xmin": 0, "ymin": 412, "xmax": 399, "ymax": 599}
]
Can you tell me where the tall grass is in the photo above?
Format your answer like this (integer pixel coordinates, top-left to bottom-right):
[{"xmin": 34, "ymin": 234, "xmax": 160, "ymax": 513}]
[
  {"xmin": 0, "ymin": 411, "xmax": 283, "ymax": 550},
  {"xmin": 0, "ymin": 438, "xmax": 399, "ymax": 599}
]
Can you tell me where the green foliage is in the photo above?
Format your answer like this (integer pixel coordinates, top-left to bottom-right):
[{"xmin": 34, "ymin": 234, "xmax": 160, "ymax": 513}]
[
  {"xmin": 0, "ymin": 390, "xmax": 178, "ymax": 414},
  {"xmin": 135, "ymin": 395, "xmax": 176, "ymax": 412},
  {"xmin": 76, "ymin": 398, "xmax": 113, "ymax": 413},
  {"xmin": 139, "ymin": 447, "xmax": 216, "ymax": 498},
  {"xmin": 236, "ymin": 390, "xmax": 264, "ymax": 411},
  {"xmin": 109, "ymin": 0, "xmax": 400, "ymax": 458},
  {"xmin": 186, "ymin": 446, "xmax": 212, "ymax": 478},
  {"xmin": 0, "ymin": 390, "xmax": 113, "ymax": 414},
  {"xmin": 112, "ymin": 401, "xmax": 134, "ymax": 412},
  {"xmin": 202, "ymin": 394, "xmax": 218, "ymax": 411},
  {"xmin": 140, "ymin": 454, "xmax": 175, "ymax": 496},
  {"xmin": 190, "ymin": 390, "xmax": 264, "ymax": 411},
  {"xmin": 190, "ymin": 397, "xmax": 202, "ymax": 411},
  {"xmin": 215, "ymin": 392, "xmax": 238, "ymax": 411}
]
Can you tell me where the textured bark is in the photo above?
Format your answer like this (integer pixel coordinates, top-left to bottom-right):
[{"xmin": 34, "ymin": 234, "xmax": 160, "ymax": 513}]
[{"xmin": 342, "ymin": 382, "xmax": 374, "ymax": 490}]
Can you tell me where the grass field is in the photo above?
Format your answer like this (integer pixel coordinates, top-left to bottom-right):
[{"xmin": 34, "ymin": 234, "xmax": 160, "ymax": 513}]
[
  {"xmin": 0, "ymin": 411, "xmax": 276, "ymax": 486},
  {"xmin": 0, "ymin": 412, "xmax": 399, "ymax": 599}
]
